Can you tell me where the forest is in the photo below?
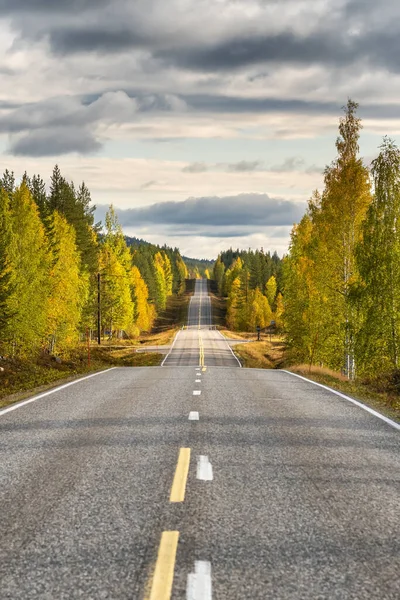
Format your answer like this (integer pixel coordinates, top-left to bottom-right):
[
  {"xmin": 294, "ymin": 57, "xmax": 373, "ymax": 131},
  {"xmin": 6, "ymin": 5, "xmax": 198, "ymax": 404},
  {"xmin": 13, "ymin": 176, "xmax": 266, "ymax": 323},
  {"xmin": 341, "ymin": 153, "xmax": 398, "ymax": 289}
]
[
  {"xmin": 283, "ymin": 99, "xmax": 400, "ymax": 380},
  {"xmin": 0, "ymin": 166, "xmax": 188, "ymax": 358},
  {"xmin": 213, "ymin": 248, "xmax": 283, "ymax": 331},
  {"xmin": 214, "ymin": 100, "xmax": 400, "ymax": 386}
]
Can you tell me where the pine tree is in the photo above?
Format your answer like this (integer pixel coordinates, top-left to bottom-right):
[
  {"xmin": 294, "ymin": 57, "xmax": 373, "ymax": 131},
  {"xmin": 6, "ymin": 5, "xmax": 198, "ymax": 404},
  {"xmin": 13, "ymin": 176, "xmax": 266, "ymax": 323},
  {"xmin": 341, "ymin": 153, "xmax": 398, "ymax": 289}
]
[
  {"xmin": 49, "ymin": 164, "xmax": 63, "ymax": 212},
  {"xmin": 1, "ymin": 170, "xmax": 15, "ymax": 197},
  {"xmin": 30, "ymin": 174, "xmax": 48, "ymax": 221}
]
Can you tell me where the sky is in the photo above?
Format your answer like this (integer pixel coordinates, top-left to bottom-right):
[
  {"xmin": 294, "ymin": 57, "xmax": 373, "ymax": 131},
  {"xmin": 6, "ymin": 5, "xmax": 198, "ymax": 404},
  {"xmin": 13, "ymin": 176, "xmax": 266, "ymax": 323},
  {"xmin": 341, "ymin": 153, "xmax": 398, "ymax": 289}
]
[{"xmin": 1, "ymin": 0, "xmax": 400, "ymax": 259}]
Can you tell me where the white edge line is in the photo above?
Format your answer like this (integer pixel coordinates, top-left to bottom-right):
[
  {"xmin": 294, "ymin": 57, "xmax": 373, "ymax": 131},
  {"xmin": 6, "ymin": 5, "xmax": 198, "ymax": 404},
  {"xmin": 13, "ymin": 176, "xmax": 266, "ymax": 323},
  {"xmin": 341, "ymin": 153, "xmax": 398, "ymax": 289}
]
[
  {"xmin": 216, "ymin": 330, "xmax": 242, "ymax": 368},
  {"xmin": 0, "ymin": 368, "xmax": 118, "ymax": 417},
  {"xmin": 161, "ymin": 329, "xmax": 182, "ymax": 366},
  {"xmin": 282, "ymin": 370, "xmax": 400, "ymax": 432}
]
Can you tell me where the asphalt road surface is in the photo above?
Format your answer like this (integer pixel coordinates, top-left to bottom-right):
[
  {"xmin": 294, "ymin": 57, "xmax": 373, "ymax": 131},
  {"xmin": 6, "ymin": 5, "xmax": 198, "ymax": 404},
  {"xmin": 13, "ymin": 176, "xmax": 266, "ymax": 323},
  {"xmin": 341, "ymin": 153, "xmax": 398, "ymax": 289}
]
[{"xmin": 1, "ymin": 280, "xmax": 399, "ymax": 599}]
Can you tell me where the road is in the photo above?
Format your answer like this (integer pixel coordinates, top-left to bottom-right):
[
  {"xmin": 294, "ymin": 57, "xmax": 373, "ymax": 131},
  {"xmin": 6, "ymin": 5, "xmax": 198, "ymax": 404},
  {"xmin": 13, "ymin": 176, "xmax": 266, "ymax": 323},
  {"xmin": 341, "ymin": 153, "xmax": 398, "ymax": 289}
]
[
  {"xmin": 162, "ymin": 279, "xmax": 240, "ymax": 367},
  {"xmin": 0, "ymin": 280, "xmax": 399, "ymax": 599}
]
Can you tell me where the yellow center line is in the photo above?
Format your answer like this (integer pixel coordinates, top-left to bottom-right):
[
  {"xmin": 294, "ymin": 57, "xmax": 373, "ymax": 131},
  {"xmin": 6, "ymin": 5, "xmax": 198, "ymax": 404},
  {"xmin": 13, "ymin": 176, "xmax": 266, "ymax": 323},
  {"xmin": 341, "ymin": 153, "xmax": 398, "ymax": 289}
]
[
  {"xmin": 170, "ymin": 448, "xmax": 191, "ymax": 503},
  {"xmin": 148, "ymin": 531, "xmax": 179, "ymax": 600},
  {"xmin": 199, "ymin": 333, "xmax": 205, "ymax": 367}
]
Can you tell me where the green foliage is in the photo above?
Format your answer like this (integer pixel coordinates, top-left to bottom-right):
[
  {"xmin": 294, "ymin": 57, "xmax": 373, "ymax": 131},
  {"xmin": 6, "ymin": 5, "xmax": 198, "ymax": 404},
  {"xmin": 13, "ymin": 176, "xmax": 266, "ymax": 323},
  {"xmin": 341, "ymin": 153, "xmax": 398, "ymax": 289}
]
[
  {"xmin": 265, "ymin": 276, "xmax": 277, "ymax": 308},
  {"xmin": 214, "ymin": 249, "xmax": 282, "ymax": 332},
  {"xmin": 281, "ymin": 100, "xmax": 400, "ymax": 383},
  {"xmin": 46, "ymin": 212, "xmax": 88, "ymax": 352},
  {"xmin": 2, "ymin": 184, "xmax": 50, "ymax": 357},
  {"xmin": 0, "ymin": 169, "xmax": 187, "ymax": 358},
  {"xmin": 355, "ymin": 137, "xmax": 400, "ymax": 373},
  {"xmin": 0, "ymin": 189, "xmax": 14, "ymax": 328}
]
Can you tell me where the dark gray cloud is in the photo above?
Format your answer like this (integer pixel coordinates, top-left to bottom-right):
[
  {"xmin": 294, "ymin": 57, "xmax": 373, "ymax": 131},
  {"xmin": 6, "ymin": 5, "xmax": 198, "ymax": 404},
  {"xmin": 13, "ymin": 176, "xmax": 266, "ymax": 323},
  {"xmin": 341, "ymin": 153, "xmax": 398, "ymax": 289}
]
[
  {"xmin": 0, "ymin": 91, "xmax": 185, "ymax": 136},
  {"xmin": 9, "ymin": 128, "xmax": 101, "ymax": 156},
  {"xmin": 183, "ymin": 94, "xmax": 340, "ymax": 115},
  {"xmin": 96, "ymin": 194, "xmax": 304, "ymax": 231},
  {"xmin": 3, "ymin": 0, "xmax": 400, "ymax": 78},
  {"xmin": 157, "ymin": 32, "xmax": 347, "ymax": 72},
  {"xmin": 0, "ymin": 0, "xmax": 106, "ymax": 13},
  {"xmin": 49, "ymin": 26, "xmax": 146, "ymax": 55}
]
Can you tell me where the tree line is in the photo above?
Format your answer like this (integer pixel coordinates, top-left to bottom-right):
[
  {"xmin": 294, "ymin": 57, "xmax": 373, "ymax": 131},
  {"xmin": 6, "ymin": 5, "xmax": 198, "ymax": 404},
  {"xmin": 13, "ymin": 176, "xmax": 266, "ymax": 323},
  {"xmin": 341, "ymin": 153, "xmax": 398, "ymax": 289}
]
[
  {"xmin": 0, "ymin": 166, "xmax": 188, "ymax": 358},
  {"xmin": 213, "ymin": 248, "xmax": 283, "ymax": 331},
  {"xmin": 284, "ymin": 99, "xmax": 400, "ymax": 379}
]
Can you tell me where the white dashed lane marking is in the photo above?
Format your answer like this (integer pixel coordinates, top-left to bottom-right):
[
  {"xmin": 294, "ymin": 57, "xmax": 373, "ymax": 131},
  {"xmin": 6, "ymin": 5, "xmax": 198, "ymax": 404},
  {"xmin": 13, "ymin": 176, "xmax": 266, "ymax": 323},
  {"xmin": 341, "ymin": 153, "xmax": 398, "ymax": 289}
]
[
  {"xmin": 196, "ymin": 456, "xmax": 213, "ymax": 481},
  {"xmin": 187, "ymin": 561, "xmax": 212, "ymax": 600},
  {"xmin": 189, "ymin": 411, "xmax": 199, "ymax": 421},
  {"xmin": 193, "ymin": 391, "xmax": 201, "ymax": 396}
]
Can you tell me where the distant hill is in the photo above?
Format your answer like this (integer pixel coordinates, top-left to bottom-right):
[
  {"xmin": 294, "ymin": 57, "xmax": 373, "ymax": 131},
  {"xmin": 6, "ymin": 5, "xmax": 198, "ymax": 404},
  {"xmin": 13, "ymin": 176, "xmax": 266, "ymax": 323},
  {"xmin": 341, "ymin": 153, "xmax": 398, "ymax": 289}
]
[
  {"xmin": 182, "ymin": 255, "xmax": 214, "ymax": 278},
  {"xmin": 125, "ymin": 236, "xmax": 214, "ymax": 277}
]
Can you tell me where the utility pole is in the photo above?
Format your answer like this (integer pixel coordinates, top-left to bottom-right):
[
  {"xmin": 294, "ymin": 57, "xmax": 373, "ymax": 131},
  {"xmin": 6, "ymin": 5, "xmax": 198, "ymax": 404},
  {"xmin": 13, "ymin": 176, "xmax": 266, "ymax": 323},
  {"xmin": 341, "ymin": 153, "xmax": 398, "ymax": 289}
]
[{"xmin": 97, "ymin": 272, "xmax": 101, "ymax": 345}]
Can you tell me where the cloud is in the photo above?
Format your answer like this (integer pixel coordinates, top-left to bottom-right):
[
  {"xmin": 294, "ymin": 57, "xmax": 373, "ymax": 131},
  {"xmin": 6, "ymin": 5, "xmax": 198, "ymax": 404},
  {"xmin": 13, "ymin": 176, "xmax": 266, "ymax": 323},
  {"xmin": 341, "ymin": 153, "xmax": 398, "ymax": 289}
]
[
  {"xmin": 9, "ymin": 127, "xmax": 101, "ymax": 156},
  {"xmin": 140, "ymin": 180, "xmax": 157, "ymax": 189},
  {"xmin": 183, "ymin": 94, "xmax": 340, "ymax": 115},
  {"xmin": 96, "ymin": 193, "xmax": 305, "ymax": 232},
  {"xmin": 227, "ymin": 160, "xmax": 261, "ymax": 172},
  {"xmin": 182, "ymin": 157, "xmax": 319, "ymax": 174},
  {"xmin": 0, "ymin": 91, "xmax": 189, "ymax": 155},
  {"xmin": 182, "ymin": 162, "xmax": 208, "ymax": 173},
  {"xmin": 4, "ymin": 0, "xmax": 399, "ymax": 78},
  {"xmin": 0, "ymin": 0, "xmax": 106, "ymax": 12},
  {"xmin": 270, "ymin": 157, "xmax": 305, "ymax": 172}
]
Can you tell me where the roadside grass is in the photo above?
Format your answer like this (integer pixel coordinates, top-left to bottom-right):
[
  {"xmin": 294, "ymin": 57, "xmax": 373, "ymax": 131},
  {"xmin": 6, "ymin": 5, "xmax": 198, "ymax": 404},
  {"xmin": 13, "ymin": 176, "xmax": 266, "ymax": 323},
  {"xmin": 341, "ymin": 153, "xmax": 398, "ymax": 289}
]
[
  {"xmin": 290, "ymin": 364, "xmax": 400, "ymax": 423},
  {"xmin": 220, "ymin": 330, "xmax": 258, "ymax": 341},
  {"xmin": 0, "ymin": 348, "xmax": 163, "ymax": 409},
  {"xmin": 232, "ymin": 336, "xmax": 286, "ymax": 369},
  {"xmin": 137, "ymin": 328, "xmax": 177, "ymax": 347},
  {"xmin": 208, "ymin": 288, "xmax": 227, "ymax": 327}
]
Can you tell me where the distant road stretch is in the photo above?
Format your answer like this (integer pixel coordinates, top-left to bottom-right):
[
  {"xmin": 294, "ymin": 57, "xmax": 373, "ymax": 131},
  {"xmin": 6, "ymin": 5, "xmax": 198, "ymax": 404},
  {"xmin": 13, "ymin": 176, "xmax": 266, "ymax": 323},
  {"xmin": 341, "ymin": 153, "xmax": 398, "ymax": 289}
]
[{"xmin": 162, "ymin": 278, "xmax": 240, "ymax": 367}]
